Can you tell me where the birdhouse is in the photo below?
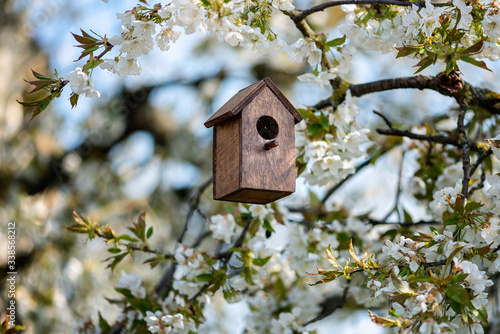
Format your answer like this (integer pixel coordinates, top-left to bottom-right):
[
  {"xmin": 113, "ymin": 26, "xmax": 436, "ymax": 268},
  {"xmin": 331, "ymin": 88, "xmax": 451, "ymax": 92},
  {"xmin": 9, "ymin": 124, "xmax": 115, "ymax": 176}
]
[{"xmin": 204, "ymin": 77, "xmax": 303, "ymax": 204}]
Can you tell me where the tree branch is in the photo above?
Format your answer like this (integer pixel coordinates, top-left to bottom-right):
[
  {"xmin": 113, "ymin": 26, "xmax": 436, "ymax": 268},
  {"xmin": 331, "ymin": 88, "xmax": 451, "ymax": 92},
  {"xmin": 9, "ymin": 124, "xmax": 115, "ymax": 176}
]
[
  {"xmin": 287, "ymin": 0, "xmax": 446, "ymax": 21},
  {"xmin": 375, "ymin": 127, "xmax": 485, "ymax": 153},
  {"xmin": 310, "ymin": 74, "xmax": 500, "ymax": 115},
  {"xmin": 423, "ymin": 259, "xmax": 447, "ymax": 269}
]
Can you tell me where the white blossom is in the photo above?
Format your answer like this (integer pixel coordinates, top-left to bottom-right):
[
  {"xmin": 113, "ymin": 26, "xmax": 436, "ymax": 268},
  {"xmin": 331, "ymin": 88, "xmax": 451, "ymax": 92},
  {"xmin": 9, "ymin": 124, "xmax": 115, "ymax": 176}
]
[
  {"xmin": 155, "ymin": 26, "xmax": 181, "ymax": 51},
  {"xmin": 453, "ymin": 0, "xmax": 473, "ymax": 30},
  {"xmin": 115, "ymin": 57, "xmax": 142, "ymax": 77},
  {"xmin": 208, "ymin": 214, "xmax": 237, "ymax": 244},
  {"xmin": 68, "ymin": 67, "xmax": 101, "ymax": 98},
  {"xmin": 298, "ymin": 69, "xmax": 337, "ymax": 90},
  {"xmin": 116, "ymin": 270, "xmax": 146, "ymax": 298},
  {"xmin": 483, "ymin": 10, "xmax": 500, "ymax": 43},
  {"xmin": 286, "ymin": 38, "xmax": 322, "ymax": 66}
]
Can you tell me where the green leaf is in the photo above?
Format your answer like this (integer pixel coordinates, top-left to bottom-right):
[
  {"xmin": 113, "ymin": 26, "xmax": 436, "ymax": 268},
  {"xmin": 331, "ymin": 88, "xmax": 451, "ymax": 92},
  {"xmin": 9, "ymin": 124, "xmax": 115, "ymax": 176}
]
[
  {"xmin": 368, "ymin": 311, "xmax": 402, "ymax": 328},
  {"xmin": 407, "ymin": 275, "xmax": 433, "ymax": 284},
  {"xmin": 119, "ymin": 234, "xmax": 139, "ymax": 243},
  {"xmin": 146, "ymin": 226, "xmax": 154, "ymax": 239},
  {"xmin": 474, "ymin": 305, "xmax": 488, "ymax": 323},
  {"xmin": 461, "ymin": 39, "xmax": 484, "ymax": 55},
  {"xmin": 326, "ymin": 35, "xmax": 346, "ymax": 48},
  {"xmin": 128, "ymin": 211, "xmax": 147, "ymax": 242},
  {"xmin": 297, "ymin": 108, "xmax": 309, "ymax": 119},
  {"xmin": 196, "ymin": 273, "xmax": 214, "ymax": 282},
  {"xmin": 18, "ymin": 94, "xmax": 55, "ymax": 120},
  {"xmin": 71, "ymin": 30, "xmax": 98, "ymax": 45},
  {"xmin": 319, "ymin": 115, "xmax": 329, "ymax": 130},
  {"xmin": 445, "ymin": 284, "xmax": 471, "ymax": 307},
  {"xmin": 414, "ymin": 56, "xmax": 435, "ymax": 74},
  {"xmin": 31, "ymin": 69, "xmax": 54, "ymax": 81},
  {"xmin": 445, "ymin": 245, "xmax": 465, "ymax": 273},
  {"xmin": 309, "ymin": 190, "xmax": 320, "ymax": 206},
  {"xmin": 348, "ymin": 239, "xmax": 363, "ymax": 267},
  {"xmin": 449, "ymin": 273, "xmax": 469, "ymax": 284},
  {"xmin": 115, "ymin": 288, "xmax": 135, "ymax": 299},
  {"xmin": 429, "ymin": 226, "xmax": 439, "ymax": 235},
  {"xmin": 395, "ymin": 45, "xmax": 418, "ymax": 58},
  {"xmin": 460, "ymin": 56, "xmax": 492, "ymax": 72},
  {"xmin": 70, "ymin": 93, "xmax": 79, "ymax": 109},
  {"xmin": 391, "ymin": 272, "xmax": 417, "ymax": 296},
  {"xmin": 106, "ymin": 252, "xmax": 128, "ymax": 271},
  {"xmin": 252, "ymin": 256, "xmax": 272, "ymax": 266},
  {"xmin": 326, "ymin": 243, "xmax": 341, "ymax": 268},
  {"xmin": 98, "ymin": 312, "xmax": 112, "ymax": 332},
  {"xmin": 308, "ymin": 123, "xmax": 324, "ymax": 139},
  {"xmin": 108, "ymin": 247, "xmax": 122, "ymax": 254},
  {"xmin": 465, "ymin": 201, "xmax": 483, "ymax": 213},
  {"xmin": 308, "ymin": 111, "xmax": 321, "ymax": 124},
  {"xmin": 443, "ymin": 216, "xmax": 460, "ymax": 226},
  {"xmin": 454, "ymin": 196, "xmax": 464, "ymax": 214},
  {"xmin": 484, "ymin": 155, "xmax": 493, "ymax": 173},
  {"xmin": 262, "ymin": 218, "xmax": 275, "ymax": 234},
  {"xmin": 402, "ymin": 207, "xmax": 413, "ymax": 223}
]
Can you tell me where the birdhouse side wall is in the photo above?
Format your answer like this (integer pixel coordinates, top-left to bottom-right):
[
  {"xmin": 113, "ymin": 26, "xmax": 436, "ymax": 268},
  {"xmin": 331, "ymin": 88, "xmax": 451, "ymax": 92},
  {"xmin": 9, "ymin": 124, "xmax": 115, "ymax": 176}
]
[
  {"xmin": 240, "ymin": 87, "xmax": 296, "ymax": 193},
  {"xmin": 213, "ymin": 116, "xmax": 241, "ymax": 200}
]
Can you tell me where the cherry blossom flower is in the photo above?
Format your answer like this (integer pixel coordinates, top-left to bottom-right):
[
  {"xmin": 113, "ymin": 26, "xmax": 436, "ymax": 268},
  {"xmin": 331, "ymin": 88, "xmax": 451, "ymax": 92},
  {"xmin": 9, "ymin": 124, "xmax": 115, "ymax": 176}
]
[{"xmin": 68, "ymin": 67, "xmax": 100, "ymax": 98}]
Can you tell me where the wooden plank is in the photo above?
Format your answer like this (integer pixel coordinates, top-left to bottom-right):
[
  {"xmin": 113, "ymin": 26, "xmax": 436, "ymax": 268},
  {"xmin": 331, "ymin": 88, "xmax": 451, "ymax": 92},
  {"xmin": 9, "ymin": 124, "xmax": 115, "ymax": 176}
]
[
  {"xmin": 204, "ymin": 80, "xmax": 265, "ymax": 128},
  {"xmin": 204, "ymin": 77, "xmax": 302, "ymax": 128},
  {"xmin": 220, "ymin": 188, "xmax": 292, "ymax": 204},
  {"xmin": 213, "ymin": 116, "xmax": 241, "ymax": 199},
  {"xmin": 240, "ymin": 87, "xmax": 296, "ymax": 195}
]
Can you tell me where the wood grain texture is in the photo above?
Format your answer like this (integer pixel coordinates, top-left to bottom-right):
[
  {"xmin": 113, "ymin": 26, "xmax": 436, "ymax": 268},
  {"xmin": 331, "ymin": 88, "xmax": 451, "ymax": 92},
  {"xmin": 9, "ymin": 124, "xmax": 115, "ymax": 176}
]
[
  {"xmin": 213, "ymin": 116, "xmax": 240, "ymax": 200},
  {"xmin": 240, "ymin": 86, "xmax": 296, "ymax": 193}
]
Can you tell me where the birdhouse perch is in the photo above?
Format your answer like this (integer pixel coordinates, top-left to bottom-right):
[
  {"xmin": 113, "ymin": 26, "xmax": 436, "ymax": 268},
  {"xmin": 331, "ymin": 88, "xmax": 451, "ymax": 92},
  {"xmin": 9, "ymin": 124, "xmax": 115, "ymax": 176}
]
[{"xmin": 204, "ymin": 77, "xmax": 303, "ymax": 204}]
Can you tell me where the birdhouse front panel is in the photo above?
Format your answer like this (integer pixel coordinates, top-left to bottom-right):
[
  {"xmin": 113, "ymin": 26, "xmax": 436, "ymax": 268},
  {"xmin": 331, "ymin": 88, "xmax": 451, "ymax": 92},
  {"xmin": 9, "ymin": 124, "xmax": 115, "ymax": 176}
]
[{"xmin": 240, "ymin": 86, "xmax": 296, "ymax": 194}]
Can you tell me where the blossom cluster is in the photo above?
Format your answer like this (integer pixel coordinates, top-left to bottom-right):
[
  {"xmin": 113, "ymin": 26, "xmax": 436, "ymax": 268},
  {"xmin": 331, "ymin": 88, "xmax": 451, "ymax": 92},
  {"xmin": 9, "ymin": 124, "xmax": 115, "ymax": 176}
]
[{"xmin": 296, "ymin": 90, "xmax": 370, "ymax": 187}]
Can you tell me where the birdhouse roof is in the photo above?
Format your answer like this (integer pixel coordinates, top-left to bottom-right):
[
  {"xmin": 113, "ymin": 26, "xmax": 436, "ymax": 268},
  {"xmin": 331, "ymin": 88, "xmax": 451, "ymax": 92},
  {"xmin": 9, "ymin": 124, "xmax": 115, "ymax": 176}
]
[{"xmin": 204, "ymin": 77, "xmax": 303, "ymax": 128}]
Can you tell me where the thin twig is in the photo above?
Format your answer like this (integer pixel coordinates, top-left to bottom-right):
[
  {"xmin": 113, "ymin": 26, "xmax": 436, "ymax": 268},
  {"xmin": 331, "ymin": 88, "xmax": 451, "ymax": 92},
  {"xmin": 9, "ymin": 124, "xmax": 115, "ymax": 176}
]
[
  {"xmin": 155, "ymin": 178, "xmax": 212, "ymax": 297},
  {"xmin": 381, "ymin": 150, "xmax": 405, "ymax": 222},
  {"xmin": 423, "ymin": 259, "xmax": 447, "ymax": 269},
  {"xmin": 303, "ymin": 281, "xmax": 350, "ymax": 326},
  {"xmin": 365, "ymin": 218, "xmax": 440, "ymax": 226},
  {"xmin": 376, "ymin": 128, "xmax": 484, "ymax": 152},
  {"xmin": 178, "ymin": 177, "xmax": 213, "ymax": 243},
  {"xmin": 457, "ymin": 102, "xmax": 471, "ymax": 199},
  {"xmin": 469, "ymin": 163, "xmax": 486, "ymax": 197},
  {"xmin": 321, "ymin": 150, "xmax": 388, "ymax": 204},
  {"xmin": 373, "ymin": 110, "xmax": 394, "ymax": 129}
]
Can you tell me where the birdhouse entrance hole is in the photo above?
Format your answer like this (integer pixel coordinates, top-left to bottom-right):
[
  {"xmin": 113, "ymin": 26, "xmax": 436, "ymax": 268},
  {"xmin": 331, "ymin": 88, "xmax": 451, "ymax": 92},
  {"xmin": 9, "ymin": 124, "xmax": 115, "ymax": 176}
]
[{"xmin": 256, "ymin": 116, "xmax": 279, "ymax": 140}]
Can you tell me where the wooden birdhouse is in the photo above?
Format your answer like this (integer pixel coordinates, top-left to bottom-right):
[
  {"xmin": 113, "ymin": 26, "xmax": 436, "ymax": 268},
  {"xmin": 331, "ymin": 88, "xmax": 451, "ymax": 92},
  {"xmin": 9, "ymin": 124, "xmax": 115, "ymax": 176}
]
[{"xmin": 204, "ymin": 77, "xmax": 303, "ymax": 204}]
